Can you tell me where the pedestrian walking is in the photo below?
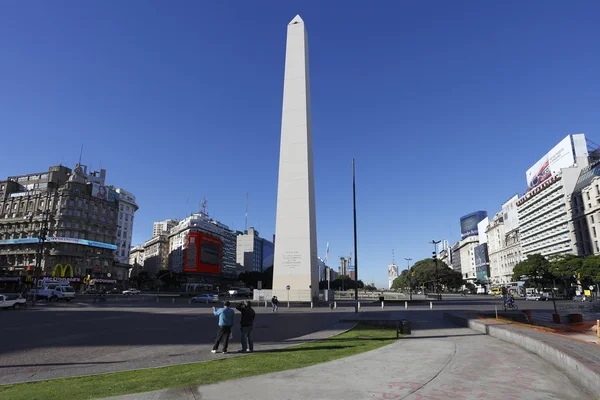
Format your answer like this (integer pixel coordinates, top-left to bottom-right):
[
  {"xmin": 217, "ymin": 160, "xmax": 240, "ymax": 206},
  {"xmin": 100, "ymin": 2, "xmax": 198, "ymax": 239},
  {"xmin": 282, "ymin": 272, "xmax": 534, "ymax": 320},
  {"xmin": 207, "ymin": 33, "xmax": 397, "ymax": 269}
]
[
  {"xmin": 211, "ymin": 301, "xmax": 235, "ymax": 354},
  {"xmin": 271, "ymin": 296, "xmax": 279, "ymax": 312},
  {"xmin": 236, "ymin": 300, "xmax": 256, "ymax": 353}
]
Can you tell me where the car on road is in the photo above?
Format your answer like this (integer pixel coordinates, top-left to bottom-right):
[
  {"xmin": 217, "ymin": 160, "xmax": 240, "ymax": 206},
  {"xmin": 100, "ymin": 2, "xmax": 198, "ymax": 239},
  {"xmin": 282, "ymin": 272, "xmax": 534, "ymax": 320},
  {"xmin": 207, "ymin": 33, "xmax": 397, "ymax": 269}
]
[
  {"xmin": 108, "ymin": 288, "xmax": 122, "ymax": 294},
  {"xmin": 191, "ymin": 294, "xmax": 217, "ymax": 303},
  {"xmin": 526, "ymin": 294, "xmax": 543, "ymax": 301},
  {"xmin": 122, "ymin": 289, "xmax": 141, "ymax": 295},
  {"xmin": 51, "ymin": 285, "xmax": 76, "ymax": 301},
  {"xmin": 572, "ymin": 295, "xmax": 592, "ymax": 302},
  {"xmin": 0, "ymin": 294, "xmax": 27, "ymax": 310}
]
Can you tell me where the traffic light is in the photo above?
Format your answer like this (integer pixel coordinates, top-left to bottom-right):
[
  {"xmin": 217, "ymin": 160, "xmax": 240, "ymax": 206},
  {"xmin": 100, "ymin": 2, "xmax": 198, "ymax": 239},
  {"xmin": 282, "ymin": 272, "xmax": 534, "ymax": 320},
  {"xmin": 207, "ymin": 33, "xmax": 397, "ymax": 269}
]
[{"xmin": 432, "ymin": 251, "xmax": 437, "ymax": 261}]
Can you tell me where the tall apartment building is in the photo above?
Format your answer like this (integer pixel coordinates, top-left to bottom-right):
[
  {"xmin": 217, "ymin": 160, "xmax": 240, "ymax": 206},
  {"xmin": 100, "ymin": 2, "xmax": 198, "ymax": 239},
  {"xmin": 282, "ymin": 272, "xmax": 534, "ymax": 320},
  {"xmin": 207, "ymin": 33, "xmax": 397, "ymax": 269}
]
[
  {"xmin": 129, "ymin": 245, "xmax": 145, "ymax": 277},
  {"xmin": 517, "ymin": 134, "xmax": 589, "ymax": 258},
  {"xmin": 115, "ymin": 188, "xmax": 138, "ymax": 264},
  {"xmin": 457, "ymin": 235, "xmax": 479, "ymax": 282},
  {"xmin": 339, "ymin": 256, "xmax": 351, "ymax": 276},
  {"xmin": 450, "ymin": 242, "xmax": 462, "ymax": 272},
  {"xmin": 168, "ymin": 212, "xmax": 237, "ymax": 279},
  {"xmin": 0, "ymin": 164, "xmax": 122, "ymax": 290},
  {"xmin": 236, "ymin": 227, "xmax": 275, "ymax": 273},
  {"xmin": 143, "ymin": 235, "xmax": 169, "ymax": 277},
  {"xmin": 570, "ymin": 159, "xmax": 600, "ymax": 255},
  {"xmin": 153, "ymin": 219, "xmax": 178, "ymax": 237},
  {"xmin": 487, "ymin": 195, "xmax": 522, "ymax": 285}
]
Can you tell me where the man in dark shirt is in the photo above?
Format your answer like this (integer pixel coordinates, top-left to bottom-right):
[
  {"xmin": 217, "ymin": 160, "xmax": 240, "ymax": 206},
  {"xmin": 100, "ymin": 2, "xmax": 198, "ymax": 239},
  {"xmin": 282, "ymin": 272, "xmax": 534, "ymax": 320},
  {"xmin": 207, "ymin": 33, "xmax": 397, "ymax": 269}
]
[{"xmin": 236, "ymin": 301, "xmax": 256, "ymax": 353}]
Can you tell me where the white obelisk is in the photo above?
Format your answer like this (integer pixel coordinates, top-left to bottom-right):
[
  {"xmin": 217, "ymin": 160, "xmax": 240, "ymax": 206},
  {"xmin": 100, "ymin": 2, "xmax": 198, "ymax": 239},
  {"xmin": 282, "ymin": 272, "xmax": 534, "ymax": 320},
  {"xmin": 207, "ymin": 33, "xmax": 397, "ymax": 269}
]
[{"xmin": 272, "ymin": 15, "xmax": 319, "ymax": 302}]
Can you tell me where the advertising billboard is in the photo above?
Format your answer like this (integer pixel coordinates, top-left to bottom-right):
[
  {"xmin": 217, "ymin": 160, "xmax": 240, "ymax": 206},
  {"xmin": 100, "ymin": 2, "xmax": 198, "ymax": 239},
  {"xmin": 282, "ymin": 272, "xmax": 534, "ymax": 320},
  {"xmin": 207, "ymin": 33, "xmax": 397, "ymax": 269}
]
[
  {"xmin": 525, "ymin": 134, "xmax": 587, "ymax": 191},
  {"xmin": 460, "ymin": 211, "xmax": 487, "ymax": 239},
  {"xmin": 92, "ymin": 183, "xmax": 117, "ymax": 203},
  {"xmin": 0, "ymin": 237, "xmax": 117, "ymax": 250},
  {"xmin": 183, "ymin": 232, "xmax": 222, "ymax": 274},
  {"xmin": 474, "ymin": 243, "xmax": 489, "ymax": 283}
]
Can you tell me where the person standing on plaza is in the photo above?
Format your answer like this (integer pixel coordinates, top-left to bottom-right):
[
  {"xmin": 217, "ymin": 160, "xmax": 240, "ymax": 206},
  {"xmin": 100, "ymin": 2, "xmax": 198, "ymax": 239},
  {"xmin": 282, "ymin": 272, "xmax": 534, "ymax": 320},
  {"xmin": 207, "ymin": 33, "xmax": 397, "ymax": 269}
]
[
  {"xmin": 211, "ymin": 301, "xmax": 235, "ymax": 354},
  {"xmin": 236, "ymin": 300, "xmax": 256, "ymax": 352}
]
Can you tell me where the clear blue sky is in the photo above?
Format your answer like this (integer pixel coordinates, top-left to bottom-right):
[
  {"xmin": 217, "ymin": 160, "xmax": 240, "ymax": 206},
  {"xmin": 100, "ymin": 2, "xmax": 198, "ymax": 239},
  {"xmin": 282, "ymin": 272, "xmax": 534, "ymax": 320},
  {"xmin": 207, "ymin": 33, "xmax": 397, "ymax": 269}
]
[{"xmin": 2, "ymin": 1, "xmax": 599, "ymax": 287}]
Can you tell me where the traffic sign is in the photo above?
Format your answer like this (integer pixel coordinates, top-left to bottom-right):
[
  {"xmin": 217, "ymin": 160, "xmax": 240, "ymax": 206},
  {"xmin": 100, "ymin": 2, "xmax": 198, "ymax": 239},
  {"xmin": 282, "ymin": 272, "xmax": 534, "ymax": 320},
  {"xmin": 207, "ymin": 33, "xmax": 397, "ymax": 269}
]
[{"xmin": 286, "ymin": 285, "xmax": 291, "ymax": 290}]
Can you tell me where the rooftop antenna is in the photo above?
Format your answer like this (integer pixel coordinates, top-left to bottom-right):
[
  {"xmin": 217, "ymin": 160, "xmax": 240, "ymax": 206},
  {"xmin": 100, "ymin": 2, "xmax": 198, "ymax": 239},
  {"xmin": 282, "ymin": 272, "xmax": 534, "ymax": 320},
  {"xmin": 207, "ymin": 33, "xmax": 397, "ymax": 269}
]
[
  {"xmin": 78, "ymin": 144, "xmax": 83, "ymax": 165},
  {"xmin": 245, "ymin": 192, "xmax": 249, "ymax": 231},
  {"xmin": 392, "ymin": 248, "xmax": 395, "ymax": 265},
  {"xmin": 59, "ymin": 156, "xmax": 65, "ymax": 166},
  {"xmin": 200, "ymin": 198, "xmax": 208, "ymax": 215}
]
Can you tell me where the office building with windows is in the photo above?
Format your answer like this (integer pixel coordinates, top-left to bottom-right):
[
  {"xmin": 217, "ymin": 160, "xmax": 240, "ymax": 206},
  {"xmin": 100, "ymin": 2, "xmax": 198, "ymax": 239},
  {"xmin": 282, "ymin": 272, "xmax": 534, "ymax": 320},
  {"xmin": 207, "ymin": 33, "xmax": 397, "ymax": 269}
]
[
  {"xmin": 115, "ymin": 188, "xmax": 138, "ymax": 264},
  {"xmin": 168, "ymin": 212, "xmax": 237, "ymax": 278},
  {"xmin": 0, "ymin": 164, "xmax": 123, "ymax": 290},
  {"xmin": 569, "ymin": 158, "xmax": 600, "ymax": 255},
  {"xmin": 487, "ymin": 195, "xmax": 522, "ymax": 285},
  {"xmin": 517, "ymin": 134, "xmax": 589, "ymax": 258},
  {"xmin": 153, "ymin": 219, "xmax": 178, "ymax": 237},
  {"xmin": 236, "ymin": 227, "xmax": 275, "ymax": 273}
]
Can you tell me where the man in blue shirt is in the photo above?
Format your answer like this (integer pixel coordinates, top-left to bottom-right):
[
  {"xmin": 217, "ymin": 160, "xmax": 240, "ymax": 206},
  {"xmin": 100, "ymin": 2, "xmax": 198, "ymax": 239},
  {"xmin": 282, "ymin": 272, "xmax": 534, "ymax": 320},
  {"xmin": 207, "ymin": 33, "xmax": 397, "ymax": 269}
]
[{"xmin": 211, "ymin": 301, "xmax": 235, "ymax": 354}]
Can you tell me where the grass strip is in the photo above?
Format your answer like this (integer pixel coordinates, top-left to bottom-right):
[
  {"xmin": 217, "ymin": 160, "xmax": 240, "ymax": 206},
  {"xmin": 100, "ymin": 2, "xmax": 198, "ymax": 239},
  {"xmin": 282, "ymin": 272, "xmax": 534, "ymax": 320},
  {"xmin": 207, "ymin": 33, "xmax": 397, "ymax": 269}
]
[{"xmin": 0, "ymin": 324, "xmax": 399, "ymax": 400}]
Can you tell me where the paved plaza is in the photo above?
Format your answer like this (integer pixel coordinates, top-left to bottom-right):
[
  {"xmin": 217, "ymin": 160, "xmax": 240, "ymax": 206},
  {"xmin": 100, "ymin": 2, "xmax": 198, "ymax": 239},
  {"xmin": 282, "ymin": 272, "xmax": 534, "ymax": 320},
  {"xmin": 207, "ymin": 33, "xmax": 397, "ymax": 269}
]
[{"xmin": 1, "ymin": 296, "xmax": 598, "ymax": 400}]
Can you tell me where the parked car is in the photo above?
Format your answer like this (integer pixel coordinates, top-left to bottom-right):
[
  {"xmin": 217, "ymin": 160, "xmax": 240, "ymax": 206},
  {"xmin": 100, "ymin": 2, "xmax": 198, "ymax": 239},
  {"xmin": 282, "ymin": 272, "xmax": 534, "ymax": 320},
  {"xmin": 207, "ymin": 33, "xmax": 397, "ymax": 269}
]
[
  {"xmin": 191, "ymin": 294, "xmax": 217, "ymax": 304},
  {"xmin": 526, "ymin": 294, "xmax": 542, "ymax": 301},
  {"xmin": 122, "ymin": 289, "xmax": 141, "ymax": 295},
  {"xmin": 108, "ymin": 288, "xmax": 122, "ymax": 294},
  {"xmin": 0, "ymin": 294, "xmax": 27, "ymax": 310}
]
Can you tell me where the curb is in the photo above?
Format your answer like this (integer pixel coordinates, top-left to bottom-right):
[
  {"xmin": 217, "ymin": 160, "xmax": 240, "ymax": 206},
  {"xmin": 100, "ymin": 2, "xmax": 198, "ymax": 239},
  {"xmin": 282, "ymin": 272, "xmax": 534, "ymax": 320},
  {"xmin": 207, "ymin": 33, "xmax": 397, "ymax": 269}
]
[{"xmin": 443, "ymin": 312, "xmax": 600, "ymax": 395}]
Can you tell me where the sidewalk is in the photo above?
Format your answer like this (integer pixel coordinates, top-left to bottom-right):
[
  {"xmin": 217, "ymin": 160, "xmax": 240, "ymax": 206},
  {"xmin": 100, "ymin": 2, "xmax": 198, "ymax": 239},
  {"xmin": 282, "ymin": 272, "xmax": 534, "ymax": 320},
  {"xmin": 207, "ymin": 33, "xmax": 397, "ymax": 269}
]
[
  {"xmin": 102, "ymin": 312, "xmax": 592, "ymax": 400},
  {"xmin": 444, "ymin": 311, "xmax": 600, "ymax": 395}
]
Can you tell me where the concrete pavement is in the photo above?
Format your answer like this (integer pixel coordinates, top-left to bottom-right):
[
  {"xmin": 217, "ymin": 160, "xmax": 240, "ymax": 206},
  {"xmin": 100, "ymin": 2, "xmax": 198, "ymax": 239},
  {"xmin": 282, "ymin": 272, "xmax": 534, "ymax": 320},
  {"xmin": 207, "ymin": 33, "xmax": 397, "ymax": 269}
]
[
  {"xmin": 105, "ymin": 310, "xmax": 592, "ymax": 400},
  {"xmin": 0, "ymin": 304, "xmax": 355, "ymax": 385}
]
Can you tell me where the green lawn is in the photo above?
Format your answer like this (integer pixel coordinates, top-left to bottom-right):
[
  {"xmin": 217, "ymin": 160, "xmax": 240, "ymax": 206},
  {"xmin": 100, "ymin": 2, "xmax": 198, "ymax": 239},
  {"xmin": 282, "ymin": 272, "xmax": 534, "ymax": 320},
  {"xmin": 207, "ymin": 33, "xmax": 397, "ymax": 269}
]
[{"xmin": 0, "ymin": 324, "xmax": 399, "ymax": 400}]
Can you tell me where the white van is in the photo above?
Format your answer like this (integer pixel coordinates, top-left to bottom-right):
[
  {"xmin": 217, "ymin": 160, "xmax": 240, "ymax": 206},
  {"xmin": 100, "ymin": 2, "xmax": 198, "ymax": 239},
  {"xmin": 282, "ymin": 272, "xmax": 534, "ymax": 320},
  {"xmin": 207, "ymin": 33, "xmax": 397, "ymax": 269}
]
[{"xmin": 51, "ymin": 285, "xmax": 76, "ymax": 301}]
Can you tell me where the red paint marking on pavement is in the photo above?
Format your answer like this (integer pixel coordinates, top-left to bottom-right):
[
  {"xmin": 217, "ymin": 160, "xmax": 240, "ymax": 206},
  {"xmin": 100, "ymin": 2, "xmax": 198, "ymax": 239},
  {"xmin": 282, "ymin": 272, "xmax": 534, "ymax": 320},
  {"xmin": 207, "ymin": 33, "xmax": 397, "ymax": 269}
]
[
  {"xmin": 430, "ymin": 389, "xmax": 466, "ymax": 399},
  {"xmin": 413, "ymin": 393, "xmax": 443, "ymax": 400}
]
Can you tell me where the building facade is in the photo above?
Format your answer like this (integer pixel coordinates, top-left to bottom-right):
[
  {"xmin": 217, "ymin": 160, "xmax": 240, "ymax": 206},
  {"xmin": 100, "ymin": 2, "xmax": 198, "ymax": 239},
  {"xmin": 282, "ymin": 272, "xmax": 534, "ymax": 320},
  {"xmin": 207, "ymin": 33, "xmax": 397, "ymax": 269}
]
[
  {"xmin": 0, "ymin": 164, "xmax": 121, "ymax": 291},
  {"xmin": 486, "ymin": 195, "xmax": 523, "ymax": 285},
  {"xmin": 339, "ymin": 256, "xmax": 351, "ymax": 276},
  {"xmin": 457, "ymin": 236, "xmax": 479, "ymax": 283},
  {"xmin": 153, "ymin": 219, "xmax": 178, "ymax": 238},
  {"xmin": 518, "ymin": 134, "xmax": 589, "ymax": 258},
  {"xmin": 236, "ymin": 227, "xmax": 275, "ymax": 273},
  {"xmin": 570, "ymin": 160, "xmax": 600, "ymax": 255},
  {"xmin": 168, "ymin": 212, "xmax": 237, "ymax": 279},
  {"xmin": 143, "ymin": 235, "xmax": 169, "ymax": 277},
  {"xmin": 450, "ymin": 242, "xmax": 462, "ymax": 272},
  {"xmin": 129, "ymin": 245, "xmax": 145, "ymax": 278},
  {"xmin": 115, "ymin": 188, "xmax": 138, "ymax": 264}
]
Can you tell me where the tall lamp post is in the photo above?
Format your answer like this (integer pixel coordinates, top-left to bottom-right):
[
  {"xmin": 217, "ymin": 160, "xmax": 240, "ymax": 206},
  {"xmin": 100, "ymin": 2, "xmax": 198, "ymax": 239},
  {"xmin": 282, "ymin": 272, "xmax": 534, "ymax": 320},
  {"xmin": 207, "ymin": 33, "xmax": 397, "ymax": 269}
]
[
  {"xmin": 429, "ymin": 240, "xmax": 441, "ymax": 301},
  {"xmin": 404, "ymin": 258, "xmax": 412, "ymax": 300},
  {"xmin": 352, "ymin": 159, "xmax": 359, "ymax": 314}
]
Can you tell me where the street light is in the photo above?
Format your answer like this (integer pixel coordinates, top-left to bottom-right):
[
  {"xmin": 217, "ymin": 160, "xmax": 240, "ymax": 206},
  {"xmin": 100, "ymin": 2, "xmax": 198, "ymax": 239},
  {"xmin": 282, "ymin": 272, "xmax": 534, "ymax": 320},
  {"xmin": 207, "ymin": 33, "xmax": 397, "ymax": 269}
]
[
  {"xmin": 404, "ymin": 258, "xmax": 412, "ymax": 300},
  {"xmin": 429, "ymin": 240, "xmax": 441, "ymax": 301}
]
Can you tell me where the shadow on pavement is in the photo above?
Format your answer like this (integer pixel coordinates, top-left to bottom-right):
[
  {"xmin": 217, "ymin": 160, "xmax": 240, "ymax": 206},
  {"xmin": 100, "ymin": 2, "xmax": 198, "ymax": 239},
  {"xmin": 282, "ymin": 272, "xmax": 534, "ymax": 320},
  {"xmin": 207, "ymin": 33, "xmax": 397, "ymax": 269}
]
[{"xmin": 0, "ymin": 361, "xmax": 125, "ymax": 368}]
